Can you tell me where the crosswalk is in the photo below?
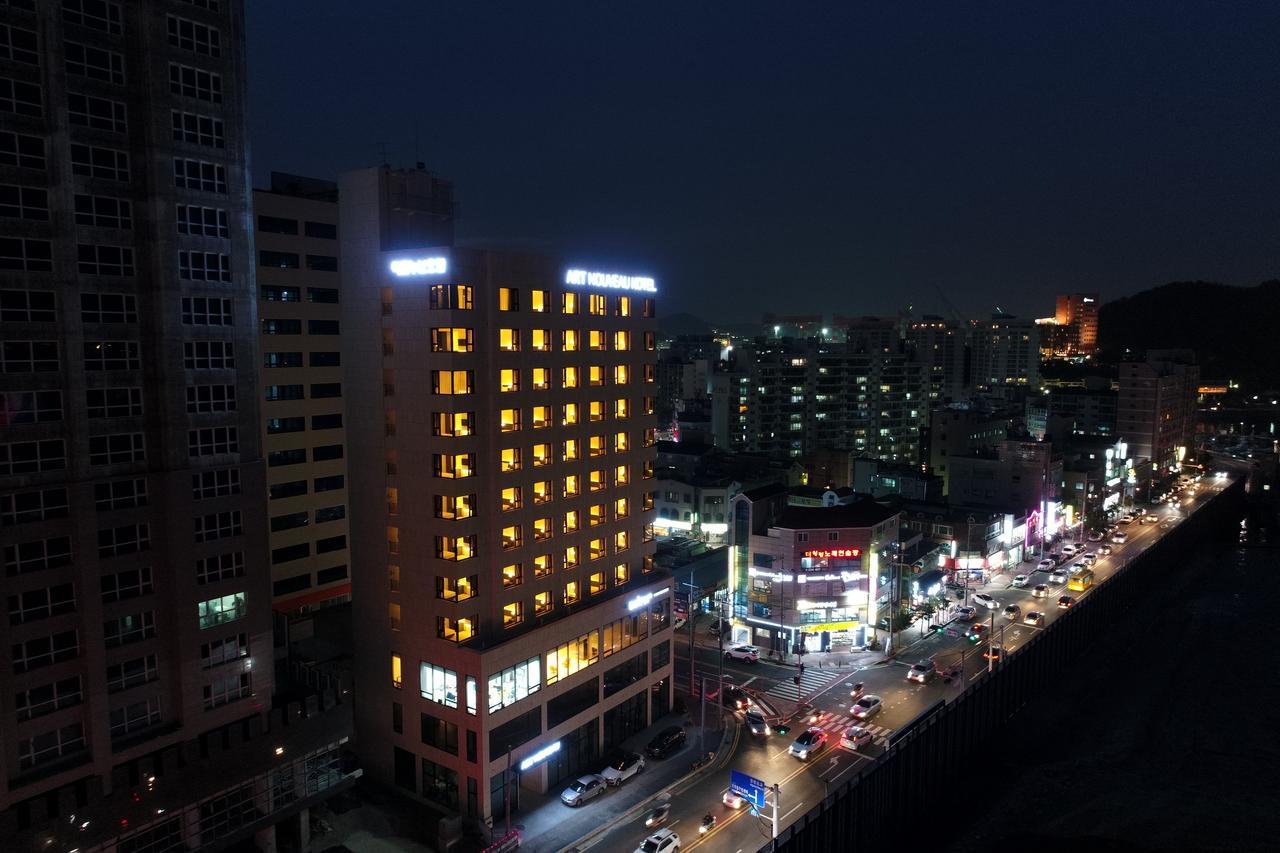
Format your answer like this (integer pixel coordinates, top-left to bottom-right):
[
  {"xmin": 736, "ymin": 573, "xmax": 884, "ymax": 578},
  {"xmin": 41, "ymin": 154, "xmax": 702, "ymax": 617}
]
[{"xmin": 761, "ymin": 667, "xmax": 840, "ymax": 702}]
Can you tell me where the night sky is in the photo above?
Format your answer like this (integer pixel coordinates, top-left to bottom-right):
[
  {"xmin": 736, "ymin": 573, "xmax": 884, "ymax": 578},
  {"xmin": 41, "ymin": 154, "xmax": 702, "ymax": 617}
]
[{"xmin": 247, "ymin": 1, "xmax": 1280, "ymax": 322}]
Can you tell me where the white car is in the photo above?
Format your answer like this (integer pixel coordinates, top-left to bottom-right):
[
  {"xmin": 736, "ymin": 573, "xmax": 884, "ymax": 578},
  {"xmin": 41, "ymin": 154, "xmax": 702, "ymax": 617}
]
[
  {"xmin": 636, "ymin": 829, "xmax": 681, "ymax": 853},
  {"xmin": 1049, "ymin": 570, "xmax": 1068, "ymax": 585},
  {"xmin": 1036, "ymin": 559, "xmax": 1055, "ymax": 571},
  {"xmin": 841, "ymin": 726, "xmax": 874, "ymax": 750},
  {"xmin": 724, "ymin": 645, "xmax": 760, "ymax": 663},
  {"xmin": 1003, "ymin": 604, "xmax": 1021, "ymax": 621},
  {"xmin": 722, "ymin": 790, "xmax": 746, "ymax": 809},
  {"xmin": 1080, "ymin": 553, "xmax": 1097, "ymax": 566},
  {"xmin": 1061, "ymin": 544, "xmax": 1079, "ymax": 557},
  {"xmin": 1011, "ymin": 574, "xmax": 1029, "ymax": 587},
  {"xmin": 851, "ymin": 695, "xmax": 882, "ymax": 719},
  {"xmin": 907, "ymin": 660, "xmax": 936, "ymax": 683},
  {"xmin": 1031, "ymin": 583, "xmax": 1049, "ymax": 598},
  {"xmin": 973, "ymin": 593, "xmax": 1000, "ymax": 610},
  {"xmin": 600, "ymin": 752, "xmax": 644, "ymax": 786},
  {"xmin": 560, "ymin": 774, "xmax": 606, "ymax": 807},
  {"xmin": 1111, "ymin": 531, "xmax": 1128, "ymax": 543},
  {"xmin": 954, "ymin": 606, "xmax": 977, "ymax": 622}
]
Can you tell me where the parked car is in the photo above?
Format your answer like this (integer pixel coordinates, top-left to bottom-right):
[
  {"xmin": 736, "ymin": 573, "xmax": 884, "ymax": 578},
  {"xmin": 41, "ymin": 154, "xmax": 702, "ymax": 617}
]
[
  {"xmin": 646, "ymin": 726, "xmax": 686, "ymax": 758},
  {"xmin": 745, "ymin": 709, "xmax": 770, "ymax": 736},
  {"xmin": 560, "ymin": 774, "xmax": 606, "ymax": 807},
  {"xmin": 1003, "ymin": 604, "xmax": 1021, "ymax": 621},
  {"xmin": 1023, "ymin": 610, "xmax": 1045, "ymax": 626},
  {"xmin": 1032, "ymin": 583, "xmax": 1049, "ymax": 598},
  {"xmin": 954, "ymin": 606, "xmax": 977, "ymax": 622},
  {"xmin": 708, "ymin": 618, "xmax": 732, "ymax": 636},
  {"xmin": 840, "ymin": 726, "xmax": 874, "ymax": 750},
  {"xmin": 1011, "ymin": 574, "xmax": 1029, "ymax": 587},
  {"xmin": 851, "ymin": 695, "xmax": 883, "ymax": 719},
  {"xmin": 907, "ymin": 660, "xmax": 936, "ymax": 683},
  {"xmin": 788, "ymin": 727, "xmax": 829, "ymax": 759},
  {"xmin": 600, "ymin": 752, "xmax": 645, "ymax": 786},
  {"xmin": 974, "ymin": 593, "xmax": 1000, "ymax": 610},
  {"xmin": 724, "ymin": 645, "xmax": 760, "ymax": 663},
  {"xmin": 635, "ymin": 828, "xmax": 681, "ymax": 853}
]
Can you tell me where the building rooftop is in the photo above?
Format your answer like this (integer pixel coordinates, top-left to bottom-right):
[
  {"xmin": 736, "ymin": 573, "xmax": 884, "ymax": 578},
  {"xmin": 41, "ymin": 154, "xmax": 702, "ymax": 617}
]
[
  {"xmin": 772, "ymin": 498, "xmax": 900, "ymax": 529},
  {"xmin": 741, "ymin": 482, "xmax": 790, "ymax": 501}
]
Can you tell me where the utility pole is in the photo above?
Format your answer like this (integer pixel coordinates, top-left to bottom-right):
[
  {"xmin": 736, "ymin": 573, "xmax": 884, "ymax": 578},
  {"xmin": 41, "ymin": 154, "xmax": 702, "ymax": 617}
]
[
  {"xmin": 771, "ymin": 782, "xmax": 780, "ymax": 850},
  {"xmin": 700, "ymin": 675, "xmax": 709, "ymax": 755},
  {"xmin": 687, "ymin": 569, "xmax": 697, "ymax": 696},
  {"xmin": 716, "ymin": 598, "xmax": 726, "ymax": 731}
]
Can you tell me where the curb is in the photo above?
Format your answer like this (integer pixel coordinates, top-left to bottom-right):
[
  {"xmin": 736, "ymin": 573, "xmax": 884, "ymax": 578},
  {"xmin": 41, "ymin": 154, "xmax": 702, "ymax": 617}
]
[{"xmin": 555, "ymin": 722, "xmax": 740, "ymax": 853}]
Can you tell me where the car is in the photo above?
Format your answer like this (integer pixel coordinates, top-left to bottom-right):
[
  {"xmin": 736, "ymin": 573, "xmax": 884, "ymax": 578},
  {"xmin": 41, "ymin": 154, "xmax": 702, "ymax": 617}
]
[
  {"xmin": 1086, "ymin": 530, "xmax": 1103, "ymax": 542},
  {"xmin": 635, "ymin": 828, "xmax": 681, "ymax": 853},
  {"xmin": 646, "ymin": 726, "xmax": 687, "ymax": 759},
  {"xmin": 1080, "ymin": 553, "xmax": 1097, "ymax": 566},
  {"xmin": 1061, "ymin": 543, "xmax": 1079, "ymax": 556},
  {"xmin": 708, "ymin": 618, "xmax": 731, "ymax": 636},
  {"xmin": 600, "ymin": 752, "xmax": 645, "ymax": 786},
  {"xmin": 1119, "ymin": 515, "xmax": 1135, "ymax": 525},
  {"xmin": 722, "ymin": 790, "xmax": 746, "ymax": 809},
  {"xmin": 672, "ymin": 616, "xmax": 687, "ymax": 632},
  {"xmin": 849, "ymin": 682, "xmax": 866, "ymax": 701},
  {"xmin": 1023, "ymin": 610, "xmax": 1045, "ymax": 626},
  {"xmin": 745, "ymin": 709, "xmax": 770, "ymax": 736},
  {"xmin": 982, "ymin": 645, "xmax": 1004, "ymax": 661},
  {"xmin": 1036, "ymin": 559, "xmax": 1056, "ymax": 571},
  {"xmin": 1011, "ymin": 574, "xmax": 1029, "ymax": 588},
  {"xmin": 1112, "ymin": 531, "xmax": 1128, "ymax": 543},
  {"xmin": 1049, "ymin": 570, "xmax": 1068, "ymax": 585},
  {"xmin": 1032, "ymin": 583, "xmax": 1049, "ymax": 598},
  {"xmin": 851, "ymin": 695, "xmax": 882, "ymax": 719},
  {"xmin": 974, "ymin": 593, "xmax": 1000, "ymax": 610},
  {"xmin": 1003, "ymin": 604, "xmax": 1021, "ymax": 621},
  {"xmin": 560, "ymin": 774, "xmax": 606, "ymax": 807},
  {"xmin": 907, "ymin": 660, "xmax": 937, "ymax": 683},
  {"xmin": 724, "ymin": 644, "xmax": 760, "ymax": 663},
  {"xmin": 1070, "ymin": 562, "xmax": 1088, "ymax": 576},
  {"xmin": 788, "ymin": 727, "xmax": 829, "ymax": 759},
  {"xmin": 720, "ymin": 686, "xmax": 751, "ymax": 711},
  {"xmin": 1099, "ymin": 544, "xmax": 1113, "ymax": 556},
  {"xmin": 967, "ymin": 623, "xmax": 988, "ymax": 642},
  {"xmin": 840, "ymin": 726, "xmax": 874, "ymax": 750},
  {"xmin": 643, "ymin": 803, "xmax": 672, "ymax": 828},
  {"xmin": 1057, "ymin": 595, "xmax": 1075, "ymax": 609},
  {"xmin": 1139, "ymin": 515, "xmax": 1156, "ymax": 524},
  {"xmin": 954, "ymin": 606, "xmax": 977, "ymax": 622}
]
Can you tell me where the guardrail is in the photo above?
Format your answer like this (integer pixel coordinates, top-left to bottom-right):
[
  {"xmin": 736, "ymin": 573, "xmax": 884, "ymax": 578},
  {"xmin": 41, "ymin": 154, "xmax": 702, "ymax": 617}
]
[{"xmin": 762, "ymin": 479, "xmax": 1245, "ymax": 853}]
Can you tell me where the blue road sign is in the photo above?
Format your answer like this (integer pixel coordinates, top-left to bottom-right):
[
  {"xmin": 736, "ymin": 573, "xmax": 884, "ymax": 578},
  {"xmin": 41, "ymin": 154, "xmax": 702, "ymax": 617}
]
[{"xmin": 729, "ymin": 769, "xmax": 768, "ymax": 810}]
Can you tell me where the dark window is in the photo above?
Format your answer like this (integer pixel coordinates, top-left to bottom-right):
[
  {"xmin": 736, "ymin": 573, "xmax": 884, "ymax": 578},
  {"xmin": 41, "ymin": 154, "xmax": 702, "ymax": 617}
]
[
  {"xmin": 306, "ymin": 254, "xmax": 337, "ymax": 272},
  {"xmin": 304, "ymin": 220, "xmax": 337, "ymax": 239},
  {"xmin": 603, "ymin": 652, "xmax": 647, "ymax": 699},
  {"xmin": 466, "ymin": 730, "xmax": 477, "ymax": 763},
  {"xmin": 315, "ymin": 534, "xmax": 346, "ymax": 554},
  {"xmin": 264, "ymin": 384, "xmax": 304, "ymax": 402},
  {"xmin": 315, "ymin": 505, "xmax": 345, "ymax": 523},
  {"xmin": 269, "ymin": 480, "xmax": 307, "ymax": 500},
  {"xmin": 392, "ymin": 702, "xmax": 403, "ymax": 734},
  {"xmin": 261, "ymin": 319, "xmax": 301, "ymax": 335},
  {"xmin": 314, "ymin": 475, "xmax": 344, "ymax": 492},
  {"xmin": 0, "ymin": 132, "xmax": 45, "ymax": 170},
  {"xmin": 421, "ymin": 712, "xmax": 459, "ymax": 755},
  {"xmin": 272, "ymin": 574, "xmax": 310, "ymax": 596},
  {"xmin": 307, "ymin": 287, "xmax": 339, "ymax": 303},
  {"xmin": 270, "ymin": 512, "xmax": 308, "ymax": 532},
  {"xmin": 488, "ymin": 707, "xmax": 541, "ymax": 759},
  {"xmin": 260, "ymin": 286, "xmax": 299, "ymax": 303},
  {"xmin": 263, "ymin": 352, "xmax": 302, "ymax": 369},
  {"xmin": 309, "ymin": 351, "xmax": 340, "ymax": 367},
  {"xmin": 548, "ymin": 677, "xmax": 599, "ymax": 728},
  {"xmin": 315, "ymin": 564, "xmax": 347, "ymax": 584},
  {"xmin": 394, "ymin": 747, "xmax": 416, "ymax": 792},
  {"xmin": 308, "ymin": 320, "xmax": 339, "ymax": 336},
  {"xmin": 267, "ymin": 448, "xmax": 306, "ymax": 467},
  {"xmin": 265, "ymin": 417, "xmax": 305, "ymax": 435},
  {"xmin": 311, "ymin": 413, "xmax": 342, "ymax": 430},
  {"xmin": 257, "ymin": 215, "xmax": 297, "ymax": 235},
  {"xmin": 651, "ymin": 639, "xmax": 671, "ymax": 670},
  {"xmin": 271, "ymin": 543, "xmax": 309, "ymax": 565},
  {"xmin": 310, "ymin": 383, "xmax": 341, "ymax": 399},
  {"xmin": 258, "ymin": 250, "xmax": 299, "ymax": 268},
  {"xmin": 313, "ymin": 444, "xmax": 343, "ymax": 462}
]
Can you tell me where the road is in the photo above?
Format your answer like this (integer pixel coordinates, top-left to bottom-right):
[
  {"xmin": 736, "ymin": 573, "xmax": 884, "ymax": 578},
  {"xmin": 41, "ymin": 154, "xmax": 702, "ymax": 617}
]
[{"xmin": 574, "ymin": 477, "xmax": 1229, "ymax": 853}]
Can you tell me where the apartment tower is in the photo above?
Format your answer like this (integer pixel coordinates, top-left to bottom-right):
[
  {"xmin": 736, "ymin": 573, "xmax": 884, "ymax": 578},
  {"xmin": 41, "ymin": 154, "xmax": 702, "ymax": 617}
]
[{"xmin": 342, "ymin": 166, "xmax": 672, "ymax": 823}]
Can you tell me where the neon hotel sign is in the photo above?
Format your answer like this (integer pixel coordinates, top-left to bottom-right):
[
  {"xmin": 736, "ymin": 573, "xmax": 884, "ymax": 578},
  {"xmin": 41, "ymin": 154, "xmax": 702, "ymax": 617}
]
[{"xmin": 565, "ymin": 269, "xmax": 656, "ymax": 293}]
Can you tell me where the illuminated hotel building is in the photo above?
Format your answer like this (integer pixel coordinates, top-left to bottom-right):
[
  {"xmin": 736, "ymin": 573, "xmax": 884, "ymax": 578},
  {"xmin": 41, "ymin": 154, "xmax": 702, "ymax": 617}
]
[
  {"xmin": 341, "ymin": 166, "xmax": 669, "ymax": 822},
  {"xmin": 728, "ymin": 494, "xmax": 900, "ymax": 653}
]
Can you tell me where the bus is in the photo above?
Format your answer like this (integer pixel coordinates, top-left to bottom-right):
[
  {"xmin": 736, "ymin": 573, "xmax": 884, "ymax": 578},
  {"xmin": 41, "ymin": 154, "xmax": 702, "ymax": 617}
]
[{"xmin": 1068, "ymin": 569, "xmax": 1094, "ymax": 592}]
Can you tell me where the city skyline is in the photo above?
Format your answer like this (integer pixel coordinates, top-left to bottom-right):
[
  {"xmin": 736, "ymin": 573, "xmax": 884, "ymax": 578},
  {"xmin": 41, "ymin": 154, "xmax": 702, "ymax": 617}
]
[{"xmin": 247, "ymin": 1, "xmax": 1280, "ymax": 321}]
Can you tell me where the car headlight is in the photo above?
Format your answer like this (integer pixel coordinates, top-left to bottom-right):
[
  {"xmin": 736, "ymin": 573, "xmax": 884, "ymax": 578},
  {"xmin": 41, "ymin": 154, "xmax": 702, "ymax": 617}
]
[{"xmin": 799, "ymin": 750, "xmax": 808, "ymax": 758}]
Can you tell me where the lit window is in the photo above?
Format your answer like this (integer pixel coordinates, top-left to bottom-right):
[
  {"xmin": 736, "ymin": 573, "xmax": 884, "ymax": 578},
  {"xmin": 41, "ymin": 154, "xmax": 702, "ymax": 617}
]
[
  {"xmin": 563, "ymin": 510, "xmax": 580, "ymax": 534},
  {"xmin": 501, "ymin": 487, "xmax": 522, "ymax": 511},
  {"xmin": 533, "ymin": 554, "xmax": 552, "ymax": 578},
  {"xmin": 562, "ymin": 330, "xmax": 579, "ymax": 351},
  {"xmin": 589, "ymin": 365, "xmax": 605, "ymax": 386},
  {"xmin": 589, "ymin": 469, "xmax": 607, "ymax": 491},
  {"xmin": 562, "ymin": 366, "xmax": 579, "ymax": 388},
  {"xmin": 614, "ymin": 431, "xmax": 629, "ymax": 453},
  {"xmin": 613, "ymin": 331, "xmax": 630, "ymax": 351},
  {"xmin": 563, "ymin": 438, "xmax": 580, "ymax": 462},
  {"xmin": 532, "ymin": 406, "xmax": 551, "ymax": 429},
  {"xmin": 392, "ymin": 654, "xmax": 402, "ymax": 688},
  {"xmin": 616, "ymin": 296, "xmax": 631, "ymax": 317},
  {"xmin": 500, "ymin": 447, "xmax": 521, "ymax": 472},
  {"xmin": 642, "ymin": 396, "xmax": 655, "ymax": 415},
  {"xmin": 614, "ymin": 530, "xmax": 629, "ymax": 552},
  {"xmin": 532, "ymin": 480, "xmax": 552, "ymax": 504},
  {"xmin": 532, "ymin": 367, "xmax": 550, "ymax": 390},
  {"xmin": 589, "ymin": 538, "xmax": 606, "ymax": 561},
  {"xmin": 644, "ymin": 553, "xmax": 655, "ymax": 573},
  {"xmin": 433, "ymin": 453, "xmax": 475, "ymax": 478},
  {"xmin": 531, "ymin": 328, "xmax": 550, "ymax": 351},
  {"xmin": 588, "ymin": 293, "xmax": 606, "ymax": 315},
  {"xmin": 434, "ymin": 494, "xmax": 475, "ymax": 519},
  {"xmin": 642, "ymin": 492, "xmax": 654, "ymax": 511},
  {"xmin": 614, "ymin": 562, "xmax": 629, "ymax": 585},
  {"xmin": 644, "ymin": 331, "xmax": 655, "ymax": 350},
  {"xmin": 562, "ymin": 403, "xmax": 579, "ymax": 426},
  {"xmin": 589, "ymin": 435, "xmax": 607, "ymax": 457},
  {"xmin": 501, "ymin": 525, "xmax": 522, "ymax": 549},
  {"xmin": 431, "ymin": 327, "xmax": 474, "ymax": 352},
  {"xmin": 435, "ymin": 537, "xmax": 477, "ymax": 562},
  {"xmin": 534, "ymin": 591, "xmax": 552, "ymax": 615},
  {"xmin": 563, "ymin": 474, "xmax": 581, "ymax": 497},
  {"xmin": 437, "ymin": 575, "xmax": 477, "ymax": 600},
  {"xmin": 644, "ymin": 364, "xmax": 656, "ymax": 383},
  {"xmin": 643, "ymin": 427, "xmax": 656, "ymax": 446},
  {"xmin": 614, "ymin": 497, "xmax": 629, "ymax": 519},
  {"xmin": 589, "ymin": 400, "xmax": 606, "ymax": 422},
  {"xmin": 642, "ymin": 460, "xmax": 654, "ymax": 479},
  {"xmin": 530, "ymin": 289, "xmax": 548, "ymax": 312},
  {"xmin": 562, "ymin": 292, "xmax": 579, "ymax": 314},
  {"xmin": 500, "ymin": 408, "xmax": 521, "ymax": 432},
  {"xmin": 389, "ymin": 603, "xmax": 401, "ymax": 630},
  {"xmin": 432, "ymin": 370, "xmax": 474, "ymax": 395},
  {"xmin": 503, "ymin": 601, "xmax": 523, "ymax": 627},
  {"xmin": 388, "ymin": 527, "xmax": 400, "ymax": 554},
  {"xmin": 614, "ymin": 465, "xmax": 629, "ymax": 486},
  {"xmin": 589, "ymin": 330, "xmax": 606, "ymax": 351},
  {"xmin": 613, "ymin": 365, "xmax": 629, "ymax": 385},
  {"xmin": 499, "ymin": 369, "xmax": 520, "ymax": 392},
  {"xmin": 533, "ymin": 517, "xmax": 553, "ymax": 541},
  {"xmin": 498, "ymin": 328, "xmax": 520, "ymax": 351},
  {"xmin": 590, "ymin": 503, "xmax": 607, "ymax": 525},
  {"xmin": 563, "ymin": 546, "xmax": 579, "ymax": 569},
  {"xmin": 433, "ymin": 411, "xmax": 473, "ymax": 436},
  {"xmin": 532, "ymin": 443, "xmax": 551, "ymax": 467},
  {"xmin": 502, "ymin": 563, "xmax": 523, "ymax": 588},
  {"xmin": 389, "ymin": 565, "xmax": 400, "ymax": 591},
  {"xmin": 589, "ymin": 572, "xmax": 606, "ymax": 595},
  {"xmin": 439, "ymin": 616, "xmax": 475, "ymax": 644},
  {"xmin": 615, "ymin": 398, "xmax": 629, "ymax": 419},
  {"xmin": 563, "ymin": 581, "xmax": 580, "ymax": 604},
  {"xmin": 499, "ymin": 287, "xmax": 519, "ymax": 311}
]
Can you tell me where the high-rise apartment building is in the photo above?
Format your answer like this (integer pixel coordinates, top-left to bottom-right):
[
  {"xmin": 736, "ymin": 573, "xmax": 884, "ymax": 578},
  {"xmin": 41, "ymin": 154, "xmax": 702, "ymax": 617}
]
[
  {"xmin": 341, "ymin": 166, "xmax": 671, "ymax": 823},
  {"xmin": 252, "ymin": 174, "xmax": 353, "ymax": 626},
  {"xmin": 1117, "ymin": 350, "xmax": 1199, "ymax": 473},
  {"xmin": 902, "ymin": 316, "xmax": 966, "ymax": 402},
  {"xmin": 1, "ymin": 0, "xmax": 274, "ymax": 833},
  {"xmin": 970, "ymin": 315, "xmax": 1040, "ymax": 393},
  {"xmin": 1054, "ymin": 293, "xmax": 1099, "ymax": 356}
]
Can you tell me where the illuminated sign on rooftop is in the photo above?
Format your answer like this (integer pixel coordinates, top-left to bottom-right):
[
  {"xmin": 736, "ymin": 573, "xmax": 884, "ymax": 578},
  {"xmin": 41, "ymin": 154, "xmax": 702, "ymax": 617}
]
[
  {"xmin": 565, "ymin": 269, "xmax": 656, "ymax": 293},
  {"xmin": 389, "ymin": 257, "xmax": 448, "ymax": 277},
  {"xmin": 802, "ymin": 548, "xmax": 861, "ymax": 559},
  {"xmin": 627, "ymin": 587, "xmax": 670, "ymax": 611}
]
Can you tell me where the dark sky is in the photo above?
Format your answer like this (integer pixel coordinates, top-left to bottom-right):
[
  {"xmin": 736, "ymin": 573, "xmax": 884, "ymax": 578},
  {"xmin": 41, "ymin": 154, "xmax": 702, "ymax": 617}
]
[{"xmin": 247, "ymin": 1, "xmax": 1280, "ymax": 322}]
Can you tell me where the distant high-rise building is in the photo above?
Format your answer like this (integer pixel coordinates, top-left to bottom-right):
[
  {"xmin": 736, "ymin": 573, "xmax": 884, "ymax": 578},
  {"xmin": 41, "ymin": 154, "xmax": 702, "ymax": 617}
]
[
  {"xmin": 903, "ymin": 316, "xmax": 966, "ymax": 402},
  {"xmin": 1054, "ymin": 293, "xmax": 1099, "ymax": 356},
  {"xmin": 341, "ymin": 166, "xmax": 670, "ymax": 823},
  {"xmin": 970, "ymin": 315, "xmax": 1040, "ymax": 393},
  {"xmin": 1117, "ymin": 350, "xmax": 1199, "ymax": 472},
  {"xmin": 1, "ymin": 0, "xmax": 278, "ymax": 836}
]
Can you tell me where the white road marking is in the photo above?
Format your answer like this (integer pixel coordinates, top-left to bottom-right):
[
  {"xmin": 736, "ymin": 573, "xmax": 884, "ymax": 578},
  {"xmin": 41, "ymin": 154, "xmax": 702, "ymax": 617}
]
[{"xmin": 780, "ymin": 802, "xmax": 804, "ymax": 822}]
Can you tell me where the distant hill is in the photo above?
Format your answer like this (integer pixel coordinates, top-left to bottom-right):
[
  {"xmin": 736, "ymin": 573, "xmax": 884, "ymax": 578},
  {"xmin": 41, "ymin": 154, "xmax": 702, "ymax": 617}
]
[{"xmin": 1098, "ymin": 280, "xmax": 1280, "ymax": 386}]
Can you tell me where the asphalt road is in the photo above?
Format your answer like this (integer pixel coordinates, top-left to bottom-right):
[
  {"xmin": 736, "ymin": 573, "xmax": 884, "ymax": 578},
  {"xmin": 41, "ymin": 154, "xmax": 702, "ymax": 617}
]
[{"xmin": 575, "ymin": 479, "xmax": 1225, "ymax": 853}]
